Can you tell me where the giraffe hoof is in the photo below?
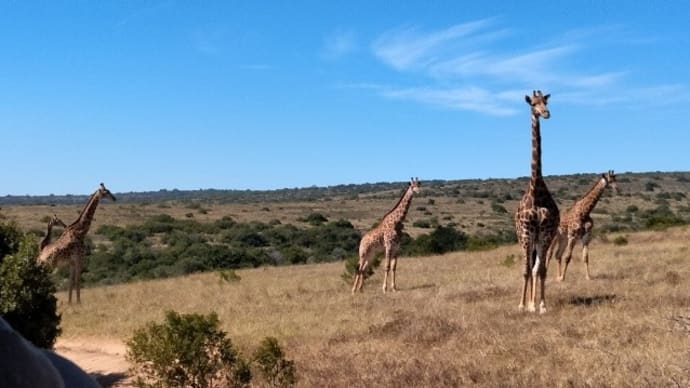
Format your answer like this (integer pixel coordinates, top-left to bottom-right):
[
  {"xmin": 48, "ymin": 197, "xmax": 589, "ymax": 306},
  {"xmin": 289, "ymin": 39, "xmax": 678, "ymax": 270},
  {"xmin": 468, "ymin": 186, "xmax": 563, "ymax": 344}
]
[
  {"xmin": 527, "ymin": 303, "xmax": 536, "ymax": 313},
  {"xmin": 518, "ymin": 304, "xmax": 525, "ymax": 312},
  {"xmin": 557, "ymin": 276, "xmax": 564, "ymax": 282},
  {"xmin": 539, "ymin": 306, "xmax": 547, "ymax": 314}
]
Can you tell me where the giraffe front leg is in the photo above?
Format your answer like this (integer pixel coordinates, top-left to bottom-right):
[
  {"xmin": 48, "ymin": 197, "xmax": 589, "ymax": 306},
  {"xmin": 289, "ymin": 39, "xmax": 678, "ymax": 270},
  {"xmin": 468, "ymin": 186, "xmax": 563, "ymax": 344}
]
[
  {"xmin": 390, "ymin": 257, "xmax": 398, "ymax": 292},
  {"xmin": 528, "ymin": 248, "xmax": 539, "ymax": 313},
  {"xmin": 581, "ymin": 231, "xmax": 593, "ymax": 280},
  {"xmin": 74, "ymin": 256, "xmax": 82, "ymax": 304},
  {"xmin": 582, "ymin": 243, "xmax": 592, "ymax": 280},
  {"xmin": 536, "ymin": 243, "xmax": 548, "ymax": 314},
  {"xmin": 68, "ymin": 263, "xmax": 75, "ymax": 304},
  {"xmin": 558, "ymin": 237, "xmax": 577, "ymax": 282},
  {"xmin": 519, "ymin": 246, "xmax": 532, "ymax": 312},
  {"xmin": 353, "ymin": 259, "xmax": 369, "ymax": 293},
  {"xmin": 382, "ymin": 251, "xmax": 392, "ymax": 294},
  {"xmin": 352, "ymin": 258, "xmax": 364, "ymax": 294}
]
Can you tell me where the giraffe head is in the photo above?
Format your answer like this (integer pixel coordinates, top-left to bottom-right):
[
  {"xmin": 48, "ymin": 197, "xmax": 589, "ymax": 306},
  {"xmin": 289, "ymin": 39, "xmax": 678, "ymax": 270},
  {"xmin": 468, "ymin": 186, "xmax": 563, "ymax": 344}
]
[
  {"xmin": 602, "ymin": 170, "xmax": 618, "ymax": 193},
  {"xmin": 409, "ymin": 177, "xmax": 421, "ymax": 194},
  {"xmin": 49, "ymin": 214, "xmax": 67, "ymax": 228},
  {"xmin": 525, "ymin": 90, "xmax": 551, "ymax": 119},
  {"xmin": 98, "ymin": 183, "xmax": 117, "ymax": 201}
]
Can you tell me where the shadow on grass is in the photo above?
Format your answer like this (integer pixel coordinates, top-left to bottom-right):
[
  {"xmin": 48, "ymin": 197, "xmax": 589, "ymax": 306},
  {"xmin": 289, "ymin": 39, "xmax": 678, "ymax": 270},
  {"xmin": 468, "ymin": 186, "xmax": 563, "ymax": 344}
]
[
  {"xmin": 569, "ymin": 294, "xmax": 617, "ymax": 306},
  {"xmin": 92, "ymin": 372, "xmax": 129, "ymax": 387}
]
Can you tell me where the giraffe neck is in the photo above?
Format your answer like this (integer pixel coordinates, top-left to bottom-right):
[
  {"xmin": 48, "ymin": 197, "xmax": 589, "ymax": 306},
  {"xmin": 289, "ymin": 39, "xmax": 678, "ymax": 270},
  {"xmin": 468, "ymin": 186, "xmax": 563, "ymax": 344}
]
[
  {"xmin": 69, "ymin": 191, "xmax": 102, "ymax": 235},
  {"xmin": 382, "ymin": 187, "xmax": 415, "ymax": 227},
  {"xmin": 39, "ymin": 223, "xmax": 54, "ymax": 250},
  {"xmin": 529, "ymin": 112, "xmax": 543, "ymax": 190},
  {"xmin": 576, "ymin": 178, "xmax": 608, "ymax": 217}
]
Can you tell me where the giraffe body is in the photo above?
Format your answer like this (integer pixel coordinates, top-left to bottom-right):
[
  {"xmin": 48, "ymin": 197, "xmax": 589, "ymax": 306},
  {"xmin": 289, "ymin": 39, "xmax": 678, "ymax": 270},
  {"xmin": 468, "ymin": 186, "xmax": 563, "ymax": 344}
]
[
  {"xmin": 514, "ymin": 90, "xmax": 559, "ymax": 314},
  {"xmin": 547, "ymin": 171, "xmax": 617, "ymax": 281},
  {"xmin": 352, "ymin": 178, "xmax": 420, "ymax": 294},
  {"xmin": 38, "ymin": 183, "xmax": 116, "ymax": 304}
]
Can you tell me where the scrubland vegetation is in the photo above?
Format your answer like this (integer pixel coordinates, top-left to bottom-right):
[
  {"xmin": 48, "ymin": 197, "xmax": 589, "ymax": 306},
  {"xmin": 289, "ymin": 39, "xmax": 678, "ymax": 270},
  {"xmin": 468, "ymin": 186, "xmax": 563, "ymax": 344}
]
[{"xmin": 1, "ymin": 171, "xmax": 689, "ymax": 386}]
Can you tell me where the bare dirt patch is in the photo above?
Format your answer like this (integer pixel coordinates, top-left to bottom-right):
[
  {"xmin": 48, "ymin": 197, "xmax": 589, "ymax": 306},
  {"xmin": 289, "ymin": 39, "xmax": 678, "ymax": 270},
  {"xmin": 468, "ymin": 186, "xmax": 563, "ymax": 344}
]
[{"xmin": 55, "ymin": 339, "xmax": 132, "ymax": 388}]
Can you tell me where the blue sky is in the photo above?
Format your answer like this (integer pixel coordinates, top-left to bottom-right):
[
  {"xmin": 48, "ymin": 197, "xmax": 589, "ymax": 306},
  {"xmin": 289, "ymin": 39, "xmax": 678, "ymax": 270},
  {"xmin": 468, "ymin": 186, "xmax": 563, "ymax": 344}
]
[{"xmin": 1, "ymin": 1, "xmax": 688, "ymax": 195}]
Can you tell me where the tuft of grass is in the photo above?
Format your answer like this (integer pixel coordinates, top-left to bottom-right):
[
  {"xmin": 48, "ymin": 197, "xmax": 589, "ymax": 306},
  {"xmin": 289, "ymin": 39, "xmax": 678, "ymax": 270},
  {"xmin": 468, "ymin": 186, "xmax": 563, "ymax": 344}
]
[{"xmin": 218, "ymin": 270, "xmax": 241, "ymax": 284}]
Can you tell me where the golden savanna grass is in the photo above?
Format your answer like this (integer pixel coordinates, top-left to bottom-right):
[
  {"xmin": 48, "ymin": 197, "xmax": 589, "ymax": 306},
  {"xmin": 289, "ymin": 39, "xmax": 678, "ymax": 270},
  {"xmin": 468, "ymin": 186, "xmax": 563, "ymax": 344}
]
[{"xmin": 56, "ymin": 227, "xmax": 690, "ymax": 387}]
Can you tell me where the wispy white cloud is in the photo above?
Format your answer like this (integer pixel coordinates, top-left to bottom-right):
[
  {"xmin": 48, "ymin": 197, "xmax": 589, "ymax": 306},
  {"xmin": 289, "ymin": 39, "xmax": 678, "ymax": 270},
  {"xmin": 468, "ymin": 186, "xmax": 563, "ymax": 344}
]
[
  {"xmin": 382, "ymin": 86, "xmax": 519, "ymax": 116},
  {"xmin": 363, "ymin": 19, "xmax": 683, "ymax": 115},
  {"xmin": 322, "ymin": 29, "xmax": 357, "ymax": 60},
  {"xmin": 372, "ymin": 19, "xmax": 496, "ymax": 71}
]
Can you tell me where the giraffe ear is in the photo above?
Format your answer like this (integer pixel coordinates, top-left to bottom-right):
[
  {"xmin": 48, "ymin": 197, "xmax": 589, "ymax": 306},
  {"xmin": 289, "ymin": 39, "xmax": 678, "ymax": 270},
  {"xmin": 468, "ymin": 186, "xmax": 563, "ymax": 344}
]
[
  {"xmin": 543, "ymin": 94, "xmax": 550, "ymax": 102},
  {"xmin": 525, "ymin": 95, "xmax": 532, "ymax": 105}
]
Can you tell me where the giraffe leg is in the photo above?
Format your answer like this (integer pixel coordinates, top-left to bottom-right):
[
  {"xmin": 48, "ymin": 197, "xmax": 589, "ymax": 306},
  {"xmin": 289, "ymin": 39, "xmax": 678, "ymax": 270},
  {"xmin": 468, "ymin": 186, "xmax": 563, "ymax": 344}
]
[
  {"xmin": 536, "ymin": 243, "xmax": 548, "ymax": 314},
  {"xmin": 75, "ymin": 256, "xmax": 82, "ymax": 304},
  {"xmin": 582, "ymin": 225, "xmax": 593, "ymax": 280},
  {"xmin": 529, "ymin": 248, "xmax": 540, "ymax": 313},
  {"xmin": 68, "ymin": 262, "xmax": 75, "ymax": 304},
  {"xmin": 352, "ymin": 257, "xmax": 364, "ymax": 294},
  {"xmin": 519, "ymin": 245, "xmax": 532, "ymax": 312},
  {"xmin": 382, "ymin": 249, "xmax": 392, "ymax": 294},
  {"xmin": 358, "ymin": 261, "xmax": 367, "ymax": 292},
  {"xmin": 558, "ymin": 237, "xmax": 577, "ymax": 282},
  {"xmin": 582, "ymin": 233, "xmax": 592, "ymax": 280},
  {"xmin": 545, "ymin": 230, "xmax": 560, "ymax": 270},
  {"xmin": 352, "ymin": 259, "xmax": 368, "ymax": 293},
  {"xmin": 390, "ymin": 257, "xmax": 398, "ymax": 292},
  {"xmin": 550, "ymin": 233, "xmax": 566, "ymax": 277}
]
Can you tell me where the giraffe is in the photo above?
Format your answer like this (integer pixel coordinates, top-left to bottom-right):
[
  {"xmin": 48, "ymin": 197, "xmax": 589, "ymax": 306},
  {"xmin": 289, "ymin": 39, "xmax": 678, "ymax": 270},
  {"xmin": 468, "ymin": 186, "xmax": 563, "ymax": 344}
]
[
  {"xmin": 352, "ymin": 178, "xmax": 421, "ymax": 294},
  {"xmin": 37, "ymin": 183, "xmax": 116, "ymax": 303},
  {"xmin": 38, "ymin": 214, "xmax": 67, "ymax": 251},
  {"xmin": 547, "ymin": 170, "xmax": 618, "ymax": 281},
  {"xmin": 514, "ymin": 90, "xmax": 560, "ymax": 314}
]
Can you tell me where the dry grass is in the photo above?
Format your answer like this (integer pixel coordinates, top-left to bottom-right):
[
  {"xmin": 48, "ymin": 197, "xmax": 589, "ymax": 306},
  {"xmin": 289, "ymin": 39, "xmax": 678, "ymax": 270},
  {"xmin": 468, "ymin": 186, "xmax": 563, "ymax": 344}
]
[{"xmin": 56, "ymin": 227, "xmax": 690, "ymax": 387}]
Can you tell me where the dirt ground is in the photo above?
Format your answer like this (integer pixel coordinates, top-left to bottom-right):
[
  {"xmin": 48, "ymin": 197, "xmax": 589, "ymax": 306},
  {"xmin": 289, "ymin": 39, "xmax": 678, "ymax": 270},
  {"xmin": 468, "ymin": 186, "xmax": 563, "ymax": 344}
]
[{"xmin": 55, "ymin": 339, "xmax": 133, "ymax": 388}]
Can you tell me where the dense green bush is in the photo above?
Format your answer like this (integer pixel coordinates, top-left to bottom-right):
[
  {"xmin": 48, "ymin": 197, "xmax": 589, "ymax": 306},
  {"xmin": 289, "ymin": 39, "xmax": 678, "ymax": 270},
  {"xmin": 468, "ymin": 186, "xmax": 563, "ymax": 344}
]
[
  {"xmin": 88, "ymin": 215, "xmax": 361, "ymax": 284},
  {"xmin": 0, "ymin": 222, "xmax": 61, "ymax": 348},
  {"xmin": 126, "ymin": 311, "xmax": 251, "ymax": 388},
  {"xmin": 404, "ymin": 225, "xmax": 467, "ymax": 255},
  {"xmin": 640, "ymin": 205, "xmax": 686, "ymax": 230},
  {"xmin": 253, "ymin": 337, "xmax": 296, "ymax": 388}
]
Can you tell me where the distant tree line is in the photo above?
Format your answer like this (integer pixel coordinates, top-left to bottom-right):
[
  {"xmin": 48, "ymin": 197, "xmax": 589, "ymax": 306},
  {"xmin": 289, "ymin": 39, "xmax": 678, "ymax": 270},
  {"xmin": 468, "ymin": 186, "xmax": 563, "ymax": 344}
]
[{"xmin": 79, "ymin": 213, "xmax": 516, "ymax": 286}]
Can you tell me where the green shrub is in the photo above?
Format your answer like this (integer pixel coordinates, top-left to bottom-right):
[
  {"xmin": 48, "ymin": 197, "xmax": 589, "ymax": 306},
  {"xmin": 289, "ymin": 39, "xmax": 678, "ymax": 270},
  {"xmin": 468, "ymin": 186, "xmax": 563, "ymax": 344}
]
[
  {"xmin": 299, "ymin": 212, "xmax": 328, "ymax": 226},
  {"xmin": 502, "ymin": 254, "xmax": 516, "ymax": 267},
  {"xmin": 253, "ymin": 337, "xmax": 296, "ymax": 388},
  {"xmin": 0, "ymin": 224, "xmax": 61, "ymax": 348},
  {"xmin": 405, "ymin": 225, "xmax": 467, "ymax": 255},
  {"xmin": 412, "ymin": 220, "xmax": 431, "ymax": 228},
  {"xmin": 491, "ymin": 202, "xmax": 508, "ymax": 214},
  {"xmin": 126, "ymin": 311, "xmax": 251, "ymax": 388},
  {"xmin": 341, "ymin": 254, "xmax": 380, "ymax": 283},
  {"xmin": 612, "ymin": 236, "xmax": 628, "ymax": 246},
  {"xmin": 218, "ymin": 269, "xmax": 241, "ymax": 284}
]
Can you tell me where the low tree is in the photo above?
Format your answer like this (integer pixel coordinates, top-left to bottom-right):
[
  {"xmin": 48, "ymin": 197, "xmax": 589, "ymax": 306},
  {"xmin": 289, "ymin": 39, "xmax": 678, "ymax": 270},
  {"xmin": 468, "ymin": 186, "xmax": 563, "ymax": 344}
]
[
  {"xmin": 0, "ymin": 222, "xmax": 61, "ymax": 348},
  {"xmin": 253, "ymin": 337, "xmax": 296, "ymax": 388},
  {"xmin": 126, "ymin": 311, "xmax": 251, "ymax": 388}
]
